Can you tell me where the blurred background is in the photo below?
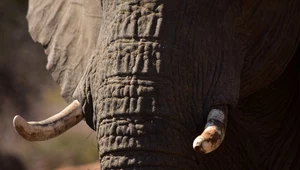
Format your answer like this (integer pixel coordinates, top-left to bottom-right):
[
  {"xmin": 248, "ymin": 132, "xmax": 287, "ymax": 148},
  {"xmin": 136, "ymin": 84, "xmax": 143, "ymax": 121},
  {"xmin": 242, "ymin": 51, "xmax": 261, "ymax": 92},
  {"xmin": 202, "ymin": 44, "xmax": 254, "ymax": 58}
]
[{"xmin": 0, "ymin": 0, "xmax": 98, "ymax": 169}]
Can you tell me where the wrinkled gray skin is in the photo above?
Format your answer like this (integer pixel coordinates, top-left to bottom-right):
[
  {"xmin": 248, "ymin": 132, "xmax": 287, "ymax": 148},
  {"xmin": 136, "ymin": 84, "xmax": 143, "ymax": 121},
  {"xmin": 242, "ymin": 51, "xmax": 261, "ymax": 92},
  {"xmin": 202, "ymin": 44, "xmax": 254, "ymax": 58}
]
[{"xmin": 27, "ymin": 0, "xmax": 300, "ymax": 169}]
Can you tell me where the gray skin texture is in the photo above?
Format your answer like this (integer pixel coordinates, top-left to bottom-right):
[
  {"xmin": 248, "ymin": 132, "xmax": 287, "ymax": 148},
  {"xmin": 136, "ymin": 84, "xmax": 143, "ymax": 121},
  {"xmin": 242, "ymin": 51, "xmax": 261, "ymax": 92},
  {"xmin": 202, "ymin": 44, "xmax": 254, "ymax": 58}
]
[{"xmin": 27, "ymin": 0, "xmax": 300, "ymax": 169}]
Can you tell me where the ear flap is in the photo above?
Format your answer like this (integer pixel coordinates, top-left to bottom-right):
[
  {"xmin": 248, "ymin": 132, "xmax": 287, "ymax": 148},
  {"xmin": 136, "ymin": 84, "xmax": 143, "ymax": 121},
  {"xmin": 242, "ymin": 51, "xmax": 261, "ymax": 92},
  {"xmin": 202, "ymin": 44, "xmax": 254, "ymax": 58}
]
[
  {"xmin": 239, "ymin": 0, "xmax": 300, "ymax": 97},
  {"xmin": 27, "ymin": 0, "xmax": 102, "ymax": 103}
]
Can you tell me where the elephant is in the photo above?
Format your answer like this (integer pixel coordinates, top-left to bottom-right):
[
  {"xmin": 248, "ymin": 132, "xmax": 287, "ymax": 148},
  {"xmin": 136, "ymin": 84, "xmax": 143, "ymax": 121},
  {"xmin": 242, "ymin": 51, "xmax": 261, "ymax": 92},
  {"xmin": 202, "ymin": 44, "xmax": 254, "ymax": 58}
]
[{"xmin": 13, "ymin": 0, "xmax": 300, "ymax": 169}]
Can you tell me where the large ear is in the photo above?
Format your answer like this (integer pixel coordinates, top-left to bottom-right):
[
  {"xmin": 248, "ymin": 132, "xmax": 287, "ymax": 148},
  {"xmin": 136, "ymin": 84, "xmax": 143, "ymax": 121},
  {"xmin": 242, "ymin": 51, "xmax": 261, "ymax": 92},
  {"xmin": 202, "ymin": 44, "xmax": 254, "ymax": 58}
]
[
  {"xmin": 239, "ymin": 0, "xmax": 300, "ymax": 97},
  {"xmin": 27, "ymin": 0, "xmax": 102, "ymax": 103}
]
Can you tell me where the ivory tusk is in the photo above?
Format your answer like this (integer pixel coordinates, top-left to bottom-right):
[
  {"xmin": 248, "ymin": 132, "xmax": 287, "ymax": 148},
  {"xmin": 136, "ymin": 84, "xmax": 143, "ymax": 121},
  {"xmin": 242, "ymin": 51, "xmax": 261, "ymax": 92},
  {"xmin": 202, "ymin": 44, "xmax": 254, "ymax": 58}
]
[
  {"xmin": 13, "ymin": 100, "xmax": 84, "ymax": 141},
  {"xmin": 193, "ymin": 105, "xmax": 228, "ymax": 154}
]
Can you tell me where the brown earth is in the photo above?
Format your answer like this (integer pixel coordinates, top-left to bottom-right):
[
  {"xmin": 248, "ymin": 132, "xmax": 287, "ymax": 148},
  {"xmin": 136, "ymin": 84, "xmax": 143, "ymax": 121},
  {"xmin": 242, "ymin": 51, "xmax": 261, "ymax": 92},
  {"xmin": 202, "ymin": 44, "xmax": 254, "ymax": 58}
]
[{"xmin": 55, "ymin": 161, "xmax": 100, "ymax": 170}]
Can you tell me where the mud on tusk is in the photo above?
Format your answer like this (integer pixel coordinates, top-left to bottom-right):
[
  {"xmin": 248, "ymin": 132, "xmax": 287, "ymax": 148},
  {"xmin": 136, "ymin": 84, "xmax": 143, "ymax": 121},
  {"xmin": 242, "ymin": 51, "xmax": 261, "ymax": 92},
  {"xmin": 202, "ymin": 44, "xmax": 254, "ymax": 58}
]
[
  {"xmin": 13, "ymin": 100, "xmax": 84, "ymax": 141},
  {"xmin": 193, "ymin": 105, "xmax": 228, "ymax": 154}
]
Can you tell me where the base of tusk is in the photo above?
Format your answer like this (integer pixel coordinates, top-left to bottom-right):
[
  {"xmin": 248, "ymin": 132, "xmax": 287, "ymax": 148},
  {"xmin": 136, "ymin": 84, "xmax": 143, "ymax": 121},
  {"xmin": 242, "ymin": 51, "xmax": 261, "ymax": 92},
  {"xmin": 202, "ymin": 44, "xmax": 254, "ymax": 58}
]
[
  {"xmin": 13, "ymin": 100, "xmax": 84, "ymax": 141},
  {"xmin": 193, "ymin": 105, "xmax": 228, "ymax": 154}
]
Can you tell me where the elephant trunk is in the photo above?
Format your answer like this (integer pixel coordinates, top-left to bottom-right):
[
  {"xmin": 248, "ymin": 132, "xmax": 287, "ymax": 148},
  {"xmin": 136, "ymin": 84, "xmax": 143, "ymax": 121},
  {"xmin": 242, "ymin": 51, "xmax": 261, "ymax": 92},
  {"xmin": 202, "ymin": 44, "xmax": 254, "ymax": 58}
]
[
  {"xmin": 97, "ymin": 112, "xmax": 200, "ymax": 169},
  {"xmin": 193, "ymin": 105, "xmax": 228, "ymax": 154},
  {"xmin": 13, "ymin": 100, "xmax": 83, "ymax": 141},
  {"xmin": 94, "ymin": 76, "xmax": 200, "ymax": 169}
]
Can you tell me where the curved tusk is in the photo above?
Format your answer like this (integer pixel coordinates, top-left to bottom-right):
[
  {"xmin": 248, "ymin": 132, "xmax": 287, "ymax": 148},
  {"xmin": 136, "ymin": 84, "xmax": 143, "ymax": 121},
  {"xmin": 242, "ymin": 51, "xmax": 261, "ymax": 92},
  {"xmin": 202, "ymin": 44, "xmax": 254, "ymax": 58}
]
[
  {"xmin": 193, "ymin": 105, "xmax": 228, "ymax": 154},
  {"xmin": 13, "ymin": 100, "xmax": 84, "ymax": 141}
]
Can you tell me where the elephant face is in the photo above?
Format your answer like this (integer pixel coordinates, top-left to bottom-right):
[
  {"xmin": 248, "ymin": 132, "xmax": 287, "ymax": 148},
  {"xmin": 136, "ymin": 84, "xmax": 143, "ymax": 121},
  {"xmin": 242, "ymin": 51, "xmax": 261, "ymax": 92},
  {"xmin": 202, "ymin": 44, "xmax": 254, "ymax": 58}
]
[{"xmin": 14, "ymin": 0, "xmax": 300, "ymax": 169}]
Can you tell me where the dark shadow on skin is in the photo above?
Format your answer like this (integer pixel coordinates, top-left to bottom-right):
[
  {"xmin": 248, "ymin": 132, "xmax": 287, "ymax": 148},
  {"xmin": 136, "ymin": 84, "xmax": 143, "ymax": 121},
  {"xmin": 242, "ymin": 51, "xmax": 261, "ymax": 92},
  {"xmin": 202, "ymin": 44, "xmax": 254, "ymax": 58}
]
[{"xmin": 296, "ymin": 45, "xmax": 300, "ymax": 99}]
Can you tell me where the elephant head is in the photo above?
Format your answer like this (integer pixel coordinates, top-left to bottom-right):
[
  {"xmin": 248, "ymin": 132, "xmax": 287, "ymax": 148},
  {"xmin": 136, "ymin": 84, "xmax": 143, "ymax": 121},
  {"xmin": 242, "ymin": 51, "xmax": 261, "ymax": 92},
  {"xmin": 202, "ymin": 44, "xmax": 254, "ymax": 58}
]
[{"xmin": 13, "ymin": 0, "xmax": 300, "ymax": 169}]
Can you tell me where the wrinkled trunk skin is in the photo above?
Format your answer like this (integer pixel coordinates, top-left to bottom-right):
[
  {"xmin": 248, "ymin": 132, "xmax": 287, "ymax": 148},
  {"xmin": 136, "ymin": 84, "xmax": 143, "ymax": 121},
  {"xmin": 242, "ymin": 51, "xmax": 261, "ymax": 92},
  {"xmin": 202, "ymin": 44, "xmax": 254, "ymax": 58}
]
[{"xmin": 86, "ymin": 0, "xmax": 241, "ymax": 169}]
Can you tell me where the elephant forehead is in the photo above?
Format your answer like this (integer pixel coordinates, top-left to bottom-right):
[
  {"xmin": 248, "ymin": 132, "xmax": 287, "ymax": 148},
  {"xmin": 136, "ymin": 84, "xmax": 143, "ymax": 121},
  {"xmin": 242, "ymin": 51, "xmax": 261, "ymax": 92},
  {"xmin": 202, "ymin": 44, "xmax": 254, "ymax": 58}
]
[{"xmin": 99, "ymin": 0, "xmax": 163, "ymax": 48}]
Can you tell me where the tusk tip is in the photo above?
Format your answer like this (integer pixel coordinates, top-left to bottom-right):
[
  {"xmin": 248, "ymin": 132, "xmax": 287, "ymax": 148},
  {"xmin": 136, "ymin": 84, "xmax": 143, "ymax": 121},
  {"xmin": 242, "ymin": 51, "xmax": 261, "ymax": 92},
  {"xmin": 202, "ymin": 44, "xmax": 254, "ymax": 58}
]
[
  {"xmin": 193, "ymin": 136, "xmax": 208, "ymax": 154},
  {"xmin": 12, "ymin": 115, "xmax": 35, "ymax": 141},
  {"xmin": 13, "ymin": 115, "xmax": 26, "ymax": 129},
  {"xmin": 193, "ymin": 126, "xmax": 221, "ymax": 154}
]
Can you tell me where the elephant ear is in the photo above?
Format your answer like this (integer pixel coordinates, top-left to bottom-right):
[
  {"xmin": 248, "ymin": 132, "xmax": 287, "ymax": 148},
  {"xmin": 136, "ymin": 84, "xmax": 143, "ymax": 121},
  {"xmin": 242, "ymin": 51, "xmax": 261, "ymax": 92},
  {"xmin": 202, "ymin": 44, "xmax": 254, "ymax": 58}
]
[
  {"xmin": 239, "ymin": 0, "xmax": 300, "ymax": 97},
  {"xmin": 27, "ymin": 0, "xmax": 101, "ymax": 103}
]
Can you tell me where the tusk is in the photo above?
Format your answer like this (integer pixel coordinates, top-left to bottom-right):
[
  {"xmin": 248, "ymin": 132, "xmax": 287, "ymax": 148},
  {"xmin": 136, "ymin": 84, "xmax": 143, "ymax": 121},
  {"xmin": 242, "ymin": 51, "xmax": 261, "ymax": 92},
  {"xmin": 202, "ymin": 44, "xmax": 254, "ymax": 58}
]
[
  {"xmin": 193, "ymin": 105, "xmax": 228, "ymax": 154},
  {"xmin": 13, "ymin": 100, "xmax": 84, "ymax": 141}
]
